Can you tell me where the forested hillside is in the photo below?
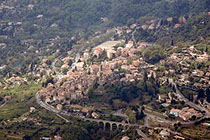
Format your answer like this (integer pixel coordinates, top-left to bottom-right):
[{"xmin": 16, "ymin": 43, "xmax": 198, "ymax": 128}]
[
  {"xmin": 0, "ymin": 1, "xmax": 210, "ymax": 139},
  {"xmin": 1, "ymin": 0, "xmax": 209, "ymax": 37},
  {"xmin": 0, "ymin": 0, "xmax": 209, "ymax": 74},
  {"xmin": 133, "ymin": 12, "xmax": 210, "ymax": 44}
]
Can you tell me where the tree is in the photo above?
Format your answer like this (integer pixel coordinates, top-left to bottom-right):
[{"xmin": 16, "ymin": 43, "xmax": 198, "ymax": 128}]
[
  {"xmin": 22, "ymin": 135, "xmax": 31, "ymax": 140},
  {"xmin": 59, "ymin": 125, "xmax": 91, "ymax": 140},
  {"xmin": 141, "ymin": 106, "xmax": 145, "ymax": 111},
  {"xmin": 181, "ymin": 101, "xmax": 185, "ymax": 105},
  {"xmin": 125, "ymin": 109, "xmax": 136, "ymax": 123},
  {"xmin": 0, "ymin": 97, "xmax": 3, "ymax": 102},
  {"xmin": 197, "ymin": 89, "xmax": 205, "ymax": 99},
  {"xmin": 146, "ymin": 81, "xmax": 156, "ymax": 96},
  {"xmin": 206, "ymin": 87, "xmax": 210, "ymax": 103},
  {"xmin": 62, "ymin": 67, "xmax": 68, "ymax": 74},
  {"xmin": 136, "ymin": 109, "xmax": 145, "ymax": 120},
  {"xmin": 142, "ymin": 45, "xmax": 166, "ymax": 64},
  {"xmin": 188, "ymin": 93, "xmax": 193, "ymax": 102},
  {"xmin": 42, "ymin": 76, "xmax": 54, "ymax": 87}
]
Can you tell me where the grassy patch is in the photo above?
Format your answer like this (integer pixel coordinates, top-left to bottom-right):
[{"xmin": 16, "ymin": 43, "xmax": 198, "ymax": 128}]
[
  {"xmin": 181, "ymin": 125, "xmax": 210, "ymax": 140},
  {"xmin": 148, "ymin": 118, "xmax": 172, "ymax": 128},
  {"xmin": 0, "ymin": 82, "xmax": 41, "ymax": 120},
  {"xmin": 0, "ymin": 82, "xmax": 41, "ymax": 98},
  {"xmin": 0, "ymin": 80, "xmax": 66, "ymax": 139}
]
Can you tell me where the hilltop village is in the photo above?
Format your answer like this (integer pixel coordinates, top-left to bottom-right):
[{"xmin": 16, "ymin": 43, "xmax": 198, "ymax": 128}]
[
  {"xmin": 2, "ymin": 17, "xmax": 210, "ymax": 123},
  {"xmin": 36, "ymin": 32, "xmax": 210, "ymax": 121},
  {"xmin": 0, "ymin": 6, "xmax": 210, "ymax": 138},
  {"xmin": 34, "ymin": 35, "xmax": 210, "ymax": 139},
  {"xmin": 39, "ymin": 40, "xmax": 151, "ymax": 113},
  {"xmin": 1, "ymin": 0, "xmax": 210, "ymax": 139}
]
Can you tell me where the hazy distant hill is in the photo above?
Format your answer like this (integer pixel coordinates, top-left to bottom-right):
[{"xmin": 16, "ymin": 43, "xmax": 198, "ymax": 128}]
[
  {"xmin": 1, "ymin": 0, "xmax": 209, "ymax": 36},
  {"xmin": 0, "ymin": 0, "xmax": 209, "ymax": 74}
]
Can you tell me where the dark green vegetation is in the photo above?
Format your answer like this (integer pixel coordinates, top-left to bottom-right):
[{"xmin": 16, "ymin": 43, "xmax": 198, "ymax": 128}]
[
  {"xmin": 0, "ymin": 81, "xmax": 41, "ymax": 119},
  {"xmin": 176, "ymin": 118, "xmax": 210, "ymax": 140},
  {"xmin": 0, "ymin": 0, "xmax": 210, "ymax": 139},
  {"xmin": 89, "ymin": 72, "xmax": 160, "ymax": 109},
  {"xmin": 0, "ymin": 81, "xmax": 141, "ymax": 140},
  {"xmin": 2, "ymin": 0, "xmax": 209, "ymax": 35},
  {"xmin": 0, "ymin": 0, "xmax": 210, "ymax": 74},
  {"xmin": 142, "ymin": 45, "xmax": 166, "ymax": 64},
  {"xmin": 134, "ymin": 12, "xmax": 210, "ymax": 44},
  {"xmin": 57, "ymin": 123, "xmax": 140, "ymax": 140}
]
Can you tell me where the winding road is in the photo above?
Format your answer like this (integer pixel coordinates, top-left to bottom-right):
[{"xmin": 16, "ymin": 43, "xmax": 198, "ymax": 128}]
[
  {"xmin": 36, "ymin": 92, "xmax": 137, "ymax": 127},
  {"xmin": 169, "ymin": 78, "xmax": 210, "ymax": 116},
  {"xmin": 35, "ymin": 55, "xmax": 210, "ymax": 139},
  {"xmin": 35, "ymin": 91, "xmax": 151, "ymax": 139},
  {"xmin": 36, "ymin": 86, "xmax": 210, "ymax": 140},
  {"xmin": 0, "ymin": 101, "xmax": 7, "ymax": 109}
]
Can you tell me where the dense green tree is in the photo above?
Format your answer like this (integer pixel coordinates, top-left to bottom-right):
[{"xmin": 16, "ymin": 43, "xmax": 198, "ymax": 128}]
[
  {"xmin": 59, "ymin": 125, "xmax": 91, "ymax": 140},
  {"xmin": 197, "ymin": 89, "xmax": 205, "ymax": 99},
  {"xmin": 0, "ymin": 0, "xmax": 209, "ymax": 74},
  {"xmin": 206, "ymin": 87, "xmax": 210, "ymax": 103},
  {"xmin": 142, "ymin": 46, "xmax": 166, "ymax": 64}
]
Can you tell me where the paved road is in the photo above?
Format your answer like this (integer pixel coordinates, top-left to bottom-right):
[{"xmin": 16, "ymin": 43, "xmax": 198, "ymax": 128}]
[
  {"xmin": 56, "ymin": 114, "xmax": 70, "ymax": 122},
  {"xmin": 0, "ymin": 101, "xmax": 7, "ymax": 109},
  {"xmin": 36, "ymin": 92, "xmax": 140, "ymax": 127},
  {"xmin": 35, "ymin": 76, "xmax": 210, "ymax": 140},
  {"xmin": 140, "ymin": 79, "xmax": 210, "ymax": 126},
  {"xmin": 36, "ymin": 91, "xmax": 189, "ymax": 139},
  {"xmin": 36, "ymin": 88, "xmax": 210, "ymax": 139},
  {"xmin": 111, "ymin": 109, "xmax": 128, "ymax": 118},
  {"xmin": 35, "ymin": 92, "xmax": 153, "ymax": 139},
  {"xmin": 169, "ymin": 78, "xmax": 210, "ymax": 116},
  {"xmin": 144, "ymin": 112, "xmax": 175, "ymax": 125},
  {"xmin": 144, "ymin": 116, "xmax": 149, "ymax": 127},
  {"xmin": 35, "ymin": 92, "xmax": 60, "ymax": 114},
  {"xmin": 136, "ymin": 129, "xmax": 151, "ymax": 140}
]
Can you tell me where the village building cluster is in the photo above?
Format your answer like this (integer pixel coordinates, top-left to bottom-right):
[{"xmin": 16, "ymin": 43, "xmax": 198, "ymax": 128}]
[
  {"xmin": 169, "ymin": 107, "xmax": 202, "ymax": 121},
  {"xmin": 158, "ymin": 46, "xmax": 210, "ymax": 89},
  {"xmin": 39, "ymin": 40, "xmax": 155, "ymax": 114}
]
